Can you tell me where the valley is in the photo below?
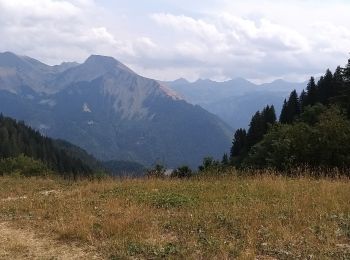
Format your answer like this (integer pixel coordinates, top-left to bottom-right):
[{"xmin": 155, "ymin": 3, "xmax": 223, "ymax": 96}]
[{"xmin": 0, "ymin": 52, "xmax": 232, "ymax": 168}]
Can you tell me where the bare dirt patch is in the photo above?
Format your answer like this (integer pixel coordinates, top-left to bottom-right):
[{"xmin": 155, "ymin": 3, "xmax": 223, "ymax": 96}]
[{"xmin": 0, "ymin": 222, "xmax": 101, "ymax": 260}]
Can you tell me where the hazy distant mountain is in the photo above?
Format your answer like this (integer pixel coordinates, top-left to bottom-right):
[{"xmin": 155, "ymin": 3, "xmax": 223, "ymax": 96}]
[
  {"xmin": 0, "ymin": 52, "xmax": 232, "ymax": 167},
  {"xmin": 165, "ymin": 78, "xmax": 306, "ymax": 128}
]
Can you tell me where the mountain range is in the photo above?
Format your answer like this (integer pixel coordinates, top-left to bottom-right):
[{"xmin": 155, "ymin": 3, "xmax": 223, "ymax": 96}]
[
  {"xmin": 0, "ymin": 52, "xmax": 232, "ymax": 168},
  {"xmin": 164, "ymin": 78, "xmax": 306, "ymax": 128}
]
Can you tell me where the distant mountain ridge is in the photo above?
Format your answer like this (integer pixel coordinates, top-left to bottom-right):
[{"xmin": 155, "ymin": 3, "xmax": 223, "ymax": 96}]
[
  {"xmin": 164, "ymin": 78, "xmax": 306, "ymax": 128},
  {"xmin": 0, "ymin": 52, "xmax": 232, "ymax": 168}
]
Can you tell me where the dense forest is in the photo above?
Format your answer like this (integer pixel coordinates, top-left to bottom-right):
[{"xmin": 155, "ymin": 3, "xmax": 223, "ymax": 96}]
[
  {"xmin": 0, "ymin": 115, "xmax": 147, "ymax": 177},
  {"xmin": 0, "ymin": 115, "xmax": 93, "ymax": 177},
  {"xmin": 229, "ymin": 58, "xmax": 350, "ymax": 173}
]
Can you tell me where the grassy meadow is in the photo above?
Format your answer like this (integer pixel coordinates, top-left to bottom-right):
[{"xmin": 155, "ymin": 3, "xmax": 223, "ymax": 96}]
[{"xmin": 0, "ymin": 172, "xmax": 350, "ymax": 259}]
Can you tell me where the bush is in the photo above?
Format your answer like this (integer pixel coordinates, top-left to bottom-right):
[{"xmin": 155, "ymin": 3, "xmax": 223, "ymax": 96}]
[
  {"xmin": 171, "ymin": 166, "xmax": 193, "ymax": 178},
  {"xmin": 198, "ymin": 157, "xmax": 220, "ymax": 171},
  {"xmin": 0, "ymin": 154, "xmax": 51, "ymax": 177},
  {"xmin": 243, "ymin": 107, "xmax": 350, "ymax": 174},
  {"xmin": 146, "ymin": 164, "xmax": 166, "ymax": 178}
]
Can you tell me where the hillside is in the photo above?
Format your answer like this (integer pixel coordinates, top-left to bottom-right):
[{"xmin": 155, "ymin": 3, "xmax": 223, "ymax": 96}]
[
  {"xmin": 0, "ymin": 114, "xmax": 146, "ymax": 177},
  {"xmin": 0, "ymin": 114, "xmax": 92, "ymax": 177},
  {"xmin": 0, "ymin": 52, "xmax": 232, "ymax": 168}
]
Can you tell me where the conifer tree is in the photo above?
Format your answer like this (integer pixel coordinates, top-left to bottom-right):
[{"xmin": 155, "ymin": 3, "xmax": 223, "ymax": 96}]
[
  {"xmin": 300, "ymin": 89, "xmax": 307, "ymax": 111},
  {"xmin": 344, "ymin": 59, "xmax": 350, "ymax": 82},
  {"xmin": 342, "ymin": 59, "xmax": 350, "ymax": 115},
  {"xmin": 318, "ymin": 69, "xmax": 334, "ymax": 104},
  {"xmin": 263, "ymin": 105, "xmax": 277, "ymax": 126},
  {"xmin": 280, "ymin": 99, "xmax": 288, "ymax": 124},
  {"xmin": 280, "ymin": 90, "xmax": 300, "ymax": 124},
  {"xmin": 246, "ymin": 111, "xmax": 264, "ymax": 149},
  {"xmin": 306, "ymin": 77, "xmax": 318, "ymax": 106},
  {"xmin": 246, "ymin": 105, "xmax": 276, "ymax": 150},
  {"xmin": 230, "ymin": 129, "xmax": 247, "ymax": 158}
]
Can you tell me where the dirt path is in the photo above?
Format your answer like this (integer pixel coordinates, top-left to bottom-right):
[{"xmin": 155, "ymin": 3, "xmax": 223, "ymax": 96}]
[{"xmin": 0, "ymin": 222, "xmax": 101, "ymax": 260}]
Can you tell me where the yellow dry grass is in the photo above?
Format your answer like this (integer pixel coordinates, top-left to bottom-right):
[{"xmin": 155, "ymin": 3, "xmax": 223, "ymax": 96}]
[{"xmin": 0, "ymin": 172, "xmax": 349, "ymax": 259}]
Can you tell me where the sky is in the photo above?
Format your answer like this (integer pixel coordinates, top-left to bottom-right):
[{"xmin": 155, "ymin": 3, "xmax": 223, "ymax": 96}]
[{"xmin": 0, "ymin": 0, "xmax": 349, "ymax": 83}]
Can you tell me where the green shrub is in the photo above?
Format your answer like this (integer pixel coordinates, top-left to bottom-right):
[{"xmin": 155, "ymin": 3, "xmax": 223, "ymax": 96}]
[
  {"xmin": 145, "ymin": 164, "xmax": 166, "ymax": 178},
  {"xmin": 171, "ymin": 165, "xmax": 193, "ymax": 178},
  {"xmin": 0, "ymin": 154, "xmax": 51, "ymax": 177},
  {"xmin": 243, "ymin": 107, "xmax": 350, "ymax": 173}
]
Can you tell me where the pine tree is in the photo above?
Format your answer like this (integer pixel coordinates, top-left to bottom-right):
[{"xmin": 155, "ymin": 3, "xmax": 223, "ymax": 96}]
[
  {"xmin": 245, "ymin": 105, "xmax": 277, "ymax": 150},
  {"xmin": 230, "ymin": 129, "xmax": 247, "ymax": 158},
  {"xmin": 342, "ymin": 59, "xmax": 350, "ymax": 116},
  {"xmin": 279, "ymin": 99, "xmax": 288, "ymax": 124},
  {"xmin": 300, "ymin": 89, "xmax": 307, "ymax": 111},
  {"xmin": 263, "ymin": 105, "xmax": 277, "ymax": 126},
  {"xmin": 344, "ymin": 59, "xmax": 350, "ymax": 82},
  {"xmin": 280, "ymin": 90, "xmax": 300, "ymax": 124},
  {"xmin": 246, "ymin": 111, "xmax": 264, "ymax": 149},
  {"xmin": 305, "ymin": 77, "xmax": 318, "ymax": 106},
  {"xmin": 331, "ymin": 63, "xmax": 350, "ymax": 116},
  {"xmin": 318, "ymin": 69, "xmax": 334, "ymax": 104}
]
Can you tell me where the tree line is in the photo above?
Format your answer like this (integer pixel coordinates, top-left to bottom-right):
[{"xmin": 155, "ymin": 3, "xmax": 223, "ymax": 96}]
[
  {"xmin": 147, "ymin": 58, "xmax": 350, "ymax": 178},
  {"xmin": 228, "ymin": 58, "xmax": 350, "ymax": 174},
  {"xmin": 0, "ymin": 115, "xmax": 92, "ymax": 177}
]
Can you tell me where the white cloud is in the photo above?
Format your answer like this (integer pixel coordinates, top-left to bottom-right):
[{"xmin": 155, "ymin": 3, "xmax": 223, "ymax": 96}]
[
  {"xmin": 0, "ymin": 0, "xmax": 141, "ymax": 64},
  {"xmin": 0, "ymin": 0, "xmax": 349, "ymax": 82},
  {"xmin": 149, "ymin": 12, "xmax": 315, "ymax": 80}
]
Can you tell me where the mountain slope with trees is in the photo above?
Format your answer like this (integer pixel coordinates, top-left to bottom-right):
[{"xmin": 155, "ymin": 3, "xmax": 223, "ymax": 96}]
[
  {"xmin": 229, "ymin": 58, "xmax": 350, "ymax": 173},
  {"xmin": 0, "ymin": 114, "xmax": 92, "ymax": 177},
  {"xmin": 0, "ymin": 52, "xmax": 232, "ymax": 168}
]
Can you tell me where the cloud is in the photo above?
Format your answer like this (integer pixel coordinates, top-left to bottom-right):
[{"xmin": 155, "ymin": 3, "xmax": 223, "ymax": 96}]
[
  {"xmin": 0, "ymin": 0, "xmax": 349, "ymax": 82},
  {"xmin": 0, "ymin": 0, "xmax": 103, "ymax": 63},
  {"xmin": 0, "ymin": 0, "xmax": 141, "ymax": 64},
  {"xmin": 148, "ymin": 12, "xmax": 315, "ymax": 80}
]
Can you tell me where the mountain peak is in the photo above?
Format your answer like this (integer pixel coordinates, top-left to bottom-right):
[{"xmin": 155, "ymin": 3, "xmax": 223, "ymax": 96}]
[
  {"xmin": 270, "ymin": 79, "xmax": 287, "ymax": 84},
  {"xmin": 0, "ymin": 51, "xmax": 18, "ymax": 58},
  {"xmin": 84, "ymin": 54, "xmax": 134, "ymax": 74},
  {"xmin": 230, "ymin": 77, "xmax": 252, "ymax": 84},
  {"xmin": 0, "ymin": 51, "xmax": 28, "ymax": 68},
  {"xmin": 173, "ymin": 78, "xmax": 189, "ymax": 84},
  {"xmin": 86, "ymin": 54, "xmax": 118, "ymax": 64}
]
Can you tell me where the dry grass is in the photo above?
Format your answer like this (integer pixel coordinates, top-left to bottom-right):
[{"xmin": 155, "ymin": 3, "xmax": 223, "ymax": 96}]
[{"xmin": 0, "ymin": 173, "xmax": 349, "ymax": 259}]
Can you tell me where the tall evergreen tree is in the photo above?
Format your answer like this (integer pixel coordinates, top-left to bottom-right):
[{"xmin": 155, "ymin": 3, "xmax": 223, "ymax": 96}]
[
  {"xmin": 305, "ymin": 77, "xmax": 318, "ymax": 106},
  {"xmin": 246, "ymin": 105, "xmax": 277, "ymax": 150},
  {"xmin": 342, "ymin": 59, "xmax": 350, "ymax": 116},
  {"xmin": 280, "ymin": 90, "xmax": 300, "ymax": 124},
  {"xmin": 344, "ymin": 59, "xmax": 350, "ymax": 82},
  {"xmin": 318, "ymin": 69, "xmax": 334, "ymax": 104},
  {"xmin": 300, "ymin": 89, "xmax": 307, "ymax": 111},
  {"xmin": 230, "ymin": 128, "xmax": 247, "ymax": 167},
  {"xmin": 280, "ymin": 99, "xmax": 288, "ymax": 124},
  {"xmin": 246, "ymin": 111, "xmax": 264, "ymax": 149},
  {"xmin": 263, "ymin": 105, "xmax": 277, "ymax": 126},
  {"xmin": 331, "ymin": 63, "xmax": 350, "ymax": 116},
  {"xmin": 289, "ymin": 90, "xmax": 301, "ymax": 120},
  {"xmin": 230, "ymin": 128, "xmax": 247, "ymax": 158}
]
